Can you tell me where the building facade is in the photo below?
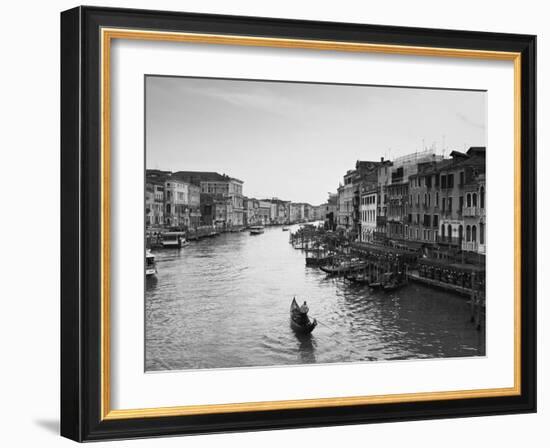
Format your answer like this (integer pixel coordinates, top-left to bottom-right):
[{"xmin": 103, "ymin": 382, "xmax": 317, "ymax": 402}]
[{"xmin": 360, "ymin": 187, "xmax": 377, "ymax": 242}]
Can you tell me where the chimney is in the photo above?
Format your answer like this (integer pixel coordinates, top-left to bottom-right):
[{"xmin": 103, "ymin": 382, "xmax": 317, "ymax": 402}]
[{"xmin": 381, "ymin": 157, "xmax": 385, "ymax": 163}]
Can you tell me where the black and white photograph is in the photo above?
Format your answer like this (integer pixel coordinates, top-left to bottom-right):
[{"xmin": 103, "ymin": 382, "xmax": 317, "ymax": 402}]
[{"xmin": 144, "ymin": 76, "xmax": 487, "ymax": 372}]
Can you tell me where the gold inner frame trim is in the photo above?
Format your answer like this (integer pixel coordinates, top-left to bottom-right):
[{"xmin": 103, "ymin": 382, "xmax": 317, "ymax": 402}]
[{"xmin": 100, "ymin": 27, "xmax": 522, "ymax": 421}]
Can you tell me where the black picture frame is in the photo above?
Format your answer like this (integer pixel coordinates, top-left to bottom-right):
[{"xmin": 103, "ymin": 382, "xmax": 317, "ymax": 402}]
[{"xmin": 61, "ymin": 5, "xmax": 536, "ymax": 442}]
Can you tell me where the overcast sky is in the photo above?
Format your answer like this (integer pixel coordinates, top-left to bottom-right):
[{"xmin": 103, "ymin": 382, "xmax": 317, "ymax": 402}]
[{"xmin": 146, "ymin": 76, "xmax": 486, "ymax": 205}]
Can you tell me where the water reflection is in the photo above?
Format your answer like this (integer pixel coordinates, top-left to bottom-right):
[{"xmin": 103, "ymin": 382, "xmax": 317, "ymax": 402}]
[{"xmin": 145, "ymin": 225, "xmax": 485, "ymax": 371}]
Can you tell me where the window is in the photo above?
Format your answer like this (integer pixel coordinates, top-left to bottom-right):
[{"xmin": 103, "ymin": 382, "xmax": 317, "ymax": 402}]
[
  {"xmin": 448, "ymin": 174, "xmax": 454, "ymax": 188},
  {"xmin": 459, "ymin": 171, "xmax": 465, "ymax": 186},
  {"xmin": 441, "ymin": 224, "xmax": 445, "ymax": 238},
  {"xmin": 473, "ymin": 193, "xmax": 478, "ymax": 207},
  {"xmin": 448, "ymin": 197, "xmax": 453, "ymax": 212},
  {"xmin": 447, "ymin": 224, "xmax": 452, "ymax": 241},
  {"xmin": 442, "ymin": 198, "xmax": 446, "ymax": 211},
  {"xmin": 441, "ymin": 174, "xmax": 447, "ymax": 189},
  {"xmin": 424, "ymin": 214, "xmax": 431, "ymax": 227},
  {"xmin": 435, "ymin": 192, "xmax": 439, "ymax": 207},
  {"xmin": 480, "ymin": 186, "xmax": 485, "ymax": 209},
  {"xmin": 433, "ymin": 215, "xmax": 439, "ymax": 228},
  {"xmin": 466, "ymin": 225, "xmax": 471, "ymax": 242},
  {"xmin": 459, "ymin": 196, "xmax": 464, "ymax": 212},
  {"xmin": 472, "ymin": 225, "xmax": 477, "ymax": 242},
  {"xmin": 480, "ymin": 223, "xmax": 485, "ymax": 244},
  {"xmin": 467, "ymin": 193, "xmax": 471, "ymax": 207}
]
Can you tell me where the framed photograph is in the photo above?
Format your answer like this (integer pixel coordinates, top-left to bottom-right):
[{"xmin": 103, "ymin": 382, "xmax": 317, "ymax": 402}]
[{"xmin": 60, "ymin": 6, "xmax": 536, "ymax": 442}]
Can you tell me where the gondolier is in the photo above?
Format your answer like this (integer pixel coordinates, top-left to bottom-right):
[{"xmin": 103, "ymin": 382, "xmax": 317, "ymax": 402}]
[{"xmin": 290, "ymin": 298, "xmax": 317, "ymax": 334}]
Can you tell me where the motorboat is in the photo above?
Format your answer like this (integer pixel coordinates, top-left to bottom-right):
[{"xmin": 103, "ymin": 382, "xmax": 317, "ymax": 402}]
[{"xmin": 145, "ymin": 250, "xmax": 157, "ymax": 276}]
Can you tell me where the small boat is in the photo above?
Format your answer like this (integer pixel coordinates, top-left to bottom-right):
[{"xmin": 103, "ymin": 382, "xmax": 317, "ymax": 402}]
[
  {"xmin": 382, "ymin": 274, "xmax": 405, "ymax": 292},
  {"xmin": 290, "ymin": 298, "xmax": 317, "ymax": 334},
  {"xmin": 161, "ymin": 231, "xmax": 188, "ymax": 248},
  {"xmin": 145, "ymin": 250, "xmax": 157, "ymax": 276},
  {"xmin": 305, "ymin": 255, "xmax": 333, "ymax": 267},
  {"xmin": 249, "ymin": 225, "xmax": 265, "ymax": 235},
  {"xmin": 345, "ymin": 272, "xmax": 371, "ymax": 284},
  {"xmin": 320, "ymin": 260, "xmax": 366, "ymax": 275},
  {"xmin": 282, "ymin": 227, "xmax": 290, "ymax": 231}
]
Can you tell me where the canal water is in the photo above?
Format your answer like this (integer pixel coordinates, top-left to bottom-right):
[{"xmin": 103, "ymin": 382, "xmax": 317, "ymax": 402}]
[{"xmin": 145, "ymin": 225, "xmax": 485, "ymax": 371}]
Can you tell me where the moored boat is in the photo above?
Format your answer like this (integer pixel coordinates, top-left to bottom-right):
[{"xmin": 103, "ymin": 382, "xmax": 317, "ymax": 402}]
[
  {"xmin": 282, "ymin": 226, "xmax": 290, "ymax": 231},
  {"xmin": 249, "ymin": 225, "xmax": 265, "ymax": 235},
  {"xmin": 345, "ymin": 272, "xmax": 371, "ymax": 284},
  {"xmin": 382, "ymin": 273, "xmax": 406, "ymax": 292},
  {"xmin": 290, "ymin": 298, "xmax": 317, "ymax": 334},
  {"xmin": 145, "ymin": 250, "xmax": 157, "ymax": 276},
  {"xmin": 305, "ymin": 255, "xmax": 333, "ymax": 267},
  {"xmin": 161, "ymin": 231, "xmax": 188, "ymax": 248},
  {"xmin": 319, "ymin": 260, "xmax": 366, "ymax": 275}
]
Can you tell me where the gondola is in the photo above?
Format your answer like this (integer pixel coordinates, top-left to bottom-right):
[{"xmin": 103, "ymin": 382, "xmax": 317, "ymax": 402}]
[
  {"xmin": 382, "ymin": 276, "xmax": 406, "ymax": 292},
  {"xmin": 305, "ymin": 255, "xmax": 333, "ymax": 267},
  {"xmin": 290, "ymin": 298, "xmax": 317, "ymax": 334},
  {"xmin": 345, "ymin": 272, "xmax": 371, "ymax": 284}
]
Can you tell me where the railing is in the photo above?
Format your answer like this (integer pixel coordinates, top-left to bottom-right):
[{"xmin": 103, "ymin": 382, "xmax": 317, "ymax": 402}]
[
  {"xmin": 462, "ymin": 241, "xmax": 479, "ymax": 252},
  {"xmin": 462, "ymin": 206, "xmax": 486, "ymax": 217},
  {"xmin": 437, "ymin": 236, "xmax": 461, "ymax": 245},
  {"xmin": 462, "ymin": 206, "xmax": 477, "ymax": 217}
]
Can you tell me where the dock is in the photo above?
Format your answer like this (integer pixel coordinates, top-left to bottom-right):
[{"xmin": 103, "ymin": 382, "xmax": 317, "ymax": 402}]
[{"xmin": 407, "ymin": 271, "xmax": 474, "ymax": 297}]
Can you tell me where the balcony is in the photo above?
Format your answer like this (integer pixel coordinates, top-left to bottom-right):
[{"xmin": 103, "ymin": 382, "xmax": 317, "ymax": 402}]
[
  {"xmin": 462, "ymin": 241, "xmax": 479, "ymax": 252},
  {"xmin": 437, "ymin": 236, "xmax": 461, "ymax": 245},
  {"xmin": 462, "ymin": 206, "xmax": 486, "ymax": 217}
]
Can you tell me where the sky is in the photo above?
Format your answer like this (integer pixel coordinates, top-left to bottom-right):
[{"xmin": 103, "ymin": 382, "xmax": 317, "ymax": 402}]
[{"xmin": 146, "ymin": 76, "xmax": 486, "ymax": 205}]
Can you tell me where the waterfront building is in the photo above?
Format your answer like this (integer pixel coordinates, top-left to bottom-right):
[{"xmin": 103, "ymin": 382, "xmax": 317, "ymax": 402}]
[
  {"xmin": 337, "ymin": 171, "xmax": 355, "ymax": 232},
  {"xmin": 335, "ymin": 161, "xmax": 381, "ymax": 239},
  {"xmin": 407, "ymin": 161, "xmax": 441, "ymax": 243},
  {"xmin": 289, "ymin": 202, "xmax": 305, "ymax": 224},
  {"xmin": 145, "ymin": 181, "xmax": 164, "ymax": 228},
  {"xmin": 243, "ymin": 197, "xmax": 254, "ymax": 227},
  {"xmin": 200, "ymin": 193, "xmax": 231, "ymax": 229},
  {"xmin": 145, "ymin": 170, "xmax": 170, "ymax": 229},
  {"xmin": 403, "ymin": 147, "xmax": 485, "ymax": 255},
  {"xmin": 266, "ymin": 198, "xmax": 290, "ymax": 224},
  {"xmin": 164, "ymin": 177, "xmax": 190, "ymax": 228},
  {"xmin": 145, "ymin": 182, "xmax": 155, "ymax": 227},
  {"xmin": 312, "ymin": 205, "xmax": 324, "ymax": 221},
  {"xmin": 376, "ymin": 151, "xmax": 443, "ymax": 242},
  {"xmin": 172, "ymin": 171, "xmax": 244, "ymax": 229},
  {"xmin": 187, "ymin": 183, "xmax": 201, "ymax": 230},
  {"xmin": 323, "ymin": 193, "xmax": 338, "ymax": 230},
  {"xmin": 351, "ymin": 161, "xmax": 381, "ymax": 238},
  {"xmin": 303, "ymin": 203, "xmax": 314, "ymax": 222},
  {"xmin": 360, "ymin": 186, "xmax": 377, "ymax": 242},
  {"xmin": 438, "ymin": 147, "xmax": 486, "ymax": 255},
  {"xmin": 257, "ymin": 200, "xmax": 272, "ymax": 225}
]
